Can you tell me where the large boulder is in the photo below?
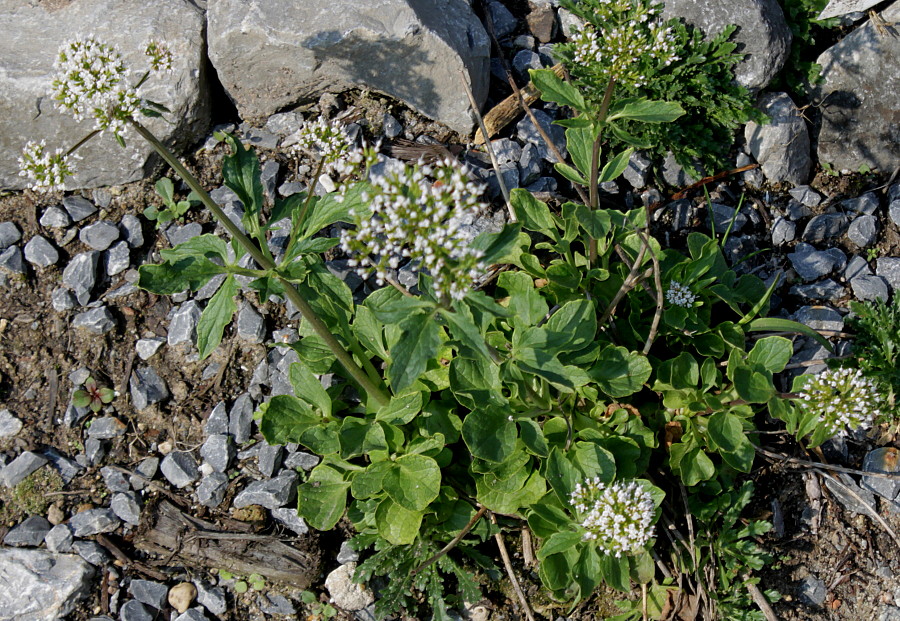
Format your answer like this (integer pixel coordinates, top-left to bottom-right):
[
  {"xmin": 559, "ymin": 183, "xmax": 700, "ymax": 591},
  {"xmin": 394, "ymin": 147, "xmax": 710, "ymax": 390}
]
[
  {"xmin": 207, "ymin": 0, "xmax": 490, "ymax": 135},
  {"xmin": 811, "ymin": 2, "xmax": 900, "ymax": 173},
  {"xmin": 0, "ymin": 548, "xmax": 95, "ymax": 620},
  {"xmin": 662, "ymin": 0, "xmax": 792, "ymax": 92},
  {"xmin": 0, "ymin": 0, "xmax": 209, "ymax": 191}
]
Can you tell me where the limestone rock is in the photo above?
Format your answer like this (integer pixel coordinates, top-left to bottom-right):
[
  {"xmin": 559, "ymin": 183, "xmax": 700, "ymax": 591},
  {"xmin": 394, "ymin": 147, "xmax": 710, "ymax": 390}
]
[
  {"xmin": 0, "ymin": 0, "xmax": 210, "ymax": 190},
  {"xmin": 0, "ymin": 548, "xmax": 94, "ymax": 620},
  {"xmin": 744, "ymin": 92, "xmax": 811, "ymax": 185},
  {"xmin": 206, "ymin": 0, "xmax": 490, "ymax": 134}
]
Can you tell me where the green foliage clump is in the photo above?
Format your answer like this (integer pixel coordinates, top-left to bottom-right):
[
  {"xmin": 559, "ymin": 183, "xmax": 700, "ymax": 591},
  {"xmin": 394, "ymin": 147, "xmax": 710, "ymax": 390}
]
[{"xmin": 774, "ymin": 0, "xmax": 841, "ymax": 96}]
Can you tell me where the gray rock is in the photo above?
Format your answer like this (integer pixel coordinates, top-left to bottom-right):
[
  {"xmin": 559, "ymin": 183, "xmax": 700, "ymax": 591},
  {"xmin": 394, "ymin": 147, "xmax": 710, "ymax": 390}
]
[
  {"xmin": 101, "ymin": 466, "xmax": 131, "ymax": 493},
  {"xmin": 823, "ymin": 471, "xmax": 878, "ymax": 516},
  {"xmin": 87, "ymin": 417, "xmax": 127, "ymax": 440},
  {"xmin": 168, "ymin": 301, "xmax": 202, "ymax": 347},
  {"xmin": 744, "ymin": 92, "xmax": 810, "ymax": 185},
  {"xmin": 160, "ymin": 451, "xmax": 200, "ymax": 488},
  {"xmin": 786, "ymin": 199, "xmax": 813, "ymax": 221},
  {"xmin": 110, "ymin": 492, "xmax": 142, "ymax": 526},
  {"xmin": 788, "ymin": 243, "xmax": 841, "ymax": 281},
  {"xmin": 233, "ymin": 470, "xmax": 299, "ymax": 509},
  {"xmin": 663, "ymin": 0, "xmax": 791, "ymax": 91},
  {"xmin": 623, "ymin": 151, "xmax": 652, "ymax": 189},
  {"xmin": 236, "ymin": 302, "xmax": 266, "ymax": 343},
  {"xmin": 195, "ymin": 472, "xmax": 229, "ymax": 508},
  {"xmin": 23, "ymin": 235, "xmax": 58, "ymax": 267},
  {"xmin": 68, "ymin": 508, "xmax": 119, "ymax": 537},
  {"xmin": 337, "ymin": 541, "xmax": 359, "ymax": 564},
  {"xmin": 195, "ymin": 273, "xmax": 227, "ymax": 301},
  {"xmin": 62, "ymin": 251, "xmax": 100, "ymax": 306},
  {"xmin": 512, "ymin": 50, "xmax": 543, "ymax": 82},
  {"xmin": 42, "ymin": 448, "xmax": 83, "ymax": 484},
  {"xmin": 200, "ymin": 435, "xmax": 235, "ymax": 473},
  {"xmin": 789, "ymin": 185, "xmax": 822, "ymax": 207},
  {"xmin": 258, "ymin": 444, "xmax": 283, "ymax": 478},
  {"xmin": 802, "ymin": 213, "xmax": 848, "ymax": 243},
  {"xmin": 891, "ymin": 200, "xmax": 900, "ymax": 228},
  {"xmin": 798, "ymin": 574, "xmax": 827, "ymax": 607},
  {"xmin": 229, "ymin": 393, "xmax": 255, "ymax": 444},
  {"xmin": 105, "ymin": 241, "xmax": 131, "ymax": 276},
  {"xmin": 517, "ymin": 108, "xmax": 566, "ymax": 163},
  {"xmin": 72, "ymin": 540, "xmax": 110, "ymax": 566},
  {"xmin": 793, "ymin": 305, "xmax": 844, "ymax": 332},
  {"xmin": 877, "ymin": 257, "xmax": 900, "ymax": 293},
  {"xmin": 83, "ymin": 437, "xmax": 106, "ymax": 467},
  {"xmin": 557, "ymin": 6, "xmax": 584, "ymax": 38},
  {"xmin": 72, "ymin": 306, "xmax": 116, "ymax": 334},
  {"xmin": 285, "ymin": 451, "xmax": 321, "ymax": 471},
  {"xmin": 0, "ymin": 221, "xmax": 21, "ymax": 247},
  {"xmin": 119, "ymin": 215, "xmax": 145, "ymax": 249},
  {"xmin": 708, "ymin": 203, "xmax": 747, "ymax": 234},
  {"xmin": 40, "ymin": 206, "xmax": 72, "ymax": 229},
  {"xmin": 845, "ymin": 254, "xmax": 873, "ymax": 280},
  {"xmin": 843, "ymin": 192, "xmax": 879, "ymax": 216},
  {"xmin": 44, "ymin": 524, "xmax": 74, "ymax": 553},
  {"xmin": 79, "ymin": 221, "xmax": 119, "ymax": 251},
  {"xmin": 119, "ymin": 599, "xmax": 154, "ymax": 621},
  {"xmin": 518, "ymin": 143, "xmax": 543, "ymax": 186},
  {"xmin": 4, "ymin": 515, "xmax": 52, "ymax": 547},
  {"xmin": 194, "ymin": 581, "xmax": 227, "ymax": 616},
  {"xmin": 175, "ymin": 608, "xmax": 210, "ymax": 621},
  {"xmin": 771, "ymin": 217, "xmax": 796, "ymax": 246},
  {"xmin": 818, "ymin": 0, "xmax": 883, "ymax": 19},
  {"xmin": 207, "ymin": 0, "xmax": 489, "ymax": 134},
  {"xmin": 166, "ymin": 222, "xmax": 203, "ymax": 248},
  {"xmin": 129, "ymin": 366, "xmax": 169, "ymax": 411},
  {"xmin": 135, "ymin": 337, "xmax": 165, "ymax": 361},
  {"xmin": 811, "ymin": 2, "xmax": 900, "ymax": 172},
  {"xmin": 485, "ymin": 162, "xmax": 519, "ymax": 200},
  {"xmin": 880, "ymin": 605, "xmax": 900, "ymax": 621},
  {"xmin": 129, "ymin": 579, "xmax": 169, "ymax": 610},
  {"xmin": 51, "ymin": 287, "xmax": 77, "ymax": 312},
  {"xmin": 62, "ymin": 197, "xmax": 97, "ymax": 223},
  {"xmin": 861, "ymin": 447, "xmax": 900, "ymax": 507},
  {"xmin": 851, "ymin": 274, "xmax": 890, "ymax": 302},
  {"xmin": 271, "ymin": 507, "xmax": 310, "ymax": 535},
  {"xmin": 0, "ymin": 451, "xmax": 48, "ymax": 488},
  {"xmin": 486, "ymin": 0, "xmax": 518, "ymax": 38},
  {"xmin": 204, "ymin": 401, "xmax": 229, "ymax": 436},
  {"xmin": 491, "ymin": 138, "xmax": 522, "ymax": 166},
  {"xmin": 325, "ymin": 562, "xmax": 374, "ymax": 611},
  {"xmin": 130, "ymin": 457, "xmax": 159, "ymax": 491},
  {"xmin": 0, "ymin": 409, "xmax": 22, "ymax": 437},
  {"xmin": 260, "ymin": 593, "xmax": 295, "ymax": 616},
  {"xmin": 0, "ymin": 548, "xmax": 94, "ymax": 620},
  {"xmin": 848, "ymin": 214, "xmax": 878, "ymax": 248},
  {"xmin": 382, "ymin": 113, "xmax": 402, "ymax": 140},
  {"xmin": 789, "ymin": 279, "xmax": 844, "ymax": 301},
  {"xmin": 243, "ymin": 126, "xmax": 281, "ymax": 150},
  {"xmin": 660, "ymin": 152, "xmax": 697, "ymax": 188},
  {"xmin": 0, "ymin": 245, "xmax": 25, "ymax": 275}
]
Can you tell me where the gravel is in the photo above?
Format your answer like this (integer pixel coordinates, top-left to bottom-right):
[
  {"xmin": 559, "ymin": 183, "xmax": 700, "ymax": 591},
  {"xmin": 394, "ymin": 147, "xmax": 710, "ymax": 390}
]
[
  {"xmin": 79, "ymin": 220, "xmax": 120, "ymax": 251},
  {"xmin": 0, "ymin": 451, "xmax": 48, "ymax": 487},
  {"xmin": 23, "ymin": 235, "xmax": 59, "ymax": 266},
  {"xmin": 0, "ymin": 221, "xmax": 22, "ymax": 247},
  {"xmin": 195, "ymin": 472, "xmax": 228, "ymax": 508},
  {"xmin": 69, "ymin": 508, "xmax": 120, "ymax": 536},
  {"xmin": 160, "ymin": 451, "xmax": 200, "ymax": 488},
  {"xmin": 62, "ymin": 251, "xmax": 100, "ymax": 306},
  {"xmin": 3, "ymin": 515, "xmax": 52, "ymax": 547},
  {"xmin": 72, "ymin": 306, "xmax": 117, "ymax": 334},
  {"xmin": 232, "ymin": 470, "xmax": 298, "ymax": 509},
  {"xmin": 129, "ymin": 366, "xmax": 169, "ymax": 411},
  {"xmin": 199, "ymin": 434, "xmax": 235, "ymax": 473},
  {"xmin": 62, "ymin": 196, "xmax": 97, "ymax": 222}
]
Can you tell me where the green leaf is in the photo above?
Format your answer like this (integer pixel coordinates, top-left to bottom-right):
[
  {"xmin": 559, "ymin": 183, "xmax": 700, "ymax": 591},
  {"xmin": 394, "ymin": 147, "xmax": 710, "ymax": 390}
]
[
  {"xmin": 471, "ymin": 222, "xmax": 524, "ymax": 265},
  {"xmin": 747, "ymin": 336, "xmax": 793, "ymax": 373},
  {"xmin": 258, "ymin": 395, "xmax": 318, "ymax": 445},
  {"xmin": 476, "ymin": 470, "xmax": 546, "ymax": 515},
  {"xmin": 375, "ymin": 498, "xmax": 423, "ymax": 545},
  {"xmin": 598, "ymin": 148, "xmax": 634, "ymax": 183},
  {"xmin": 298, "ymin": 421, "xmax": 341, "ymax": 455},
  {"xmin": 708, "ymin": 411, "xmax": 755, "ymax": 472},
  {"xmin": 449, "ymin": 356, "xmax": 505, "ymax": 411},
  {"xmin": 196, "ymin": 274, "xmax": 238, "ymax": 360},
  {"xmin": 138, "ymin": 257, "xmax": 226, "ymax": 294},
  {"xmin": 554, "ymin": 162, "xmax": 587, "ymax": 186},
  {"xmin": 298, "ymin": 465, "xmax": 350, "ymax": 530},
  {"xmin": 567, "ymin": 203, "xmax": 611, "ymax": 239},
  {"xmin": 545, "ymin": 299, "xmax": 597, "ymax": 353},
  {"xmin": 221, "ymin": 134, "xmax": 264, "ymax": 234},
  {"xmin": 440, "ymin": 306, "xmax": 493, "ymax": 361},
  {"xmin": 537, "ymin": 530, "xmax": 584, "ymax": 560},
  {"xmin": 529, "ymin": 68, "xmax": 585, "ymax": 111},
  {"xmin": 155, "ymin": 177, "xmax": 176, "ymax": 205},
  {"xmin": 376, "ymin": 391, "xmax": 424, "ymax": 425},
  {"xmin": 267, "ymin": 192, "xmax": 305, "ymax": 229},
  {"xmin": 607, "ymin": 98, "xmax": 685, "ymax": 123},
  {"xmin": 747, "ymin": 317, "xmax": 834, "ymax": 353},
  {"xmin": 599, "ymin": 553, "xmax": 631, "ymax": 591},
  {"xmin": 289, "ymin": 361, "xmax": 332, "ymax": 418},
  {"xmin": 566, "ymin": 126, "xmax": 595, "ymax": 179},
  {"xmin": 528, "ymin": 501, "xmax": 573, "ymax": 539},
  {"xmin": 388, "ymin": 312, "xmax": 441, "ymax": 393},
  {"xmin": 510, "ymin": 188, "xmax": 556, "ymax": 236},
  {"xmin": 462, "ymin": 407, "xmax": 517, "ymax": 463},
  {"xmin": 368, "ymin": 289, "xmax": 435, "ymax": 324},
  {"xmin": 519, "ymin": 419, "xmax": 549, "ymax": 457},
  {"xmin": 381, "ymin": 454, "xmax": 441, "ymax": 512},
  {"xmin": 572, "ymin": 441, "xmax": 616, "ymax": 483},
  {"xmin": 545, "ymin": 448, "xmax": 579, "ymax": 506},
  {"xmin": 515, "ymin": 347, "xmax": 576, "ymax": 391},
  {"xmin": 498, "ymin": 271, "xmax": 548, "ymax": 328},
  {"xmin": 733, "ymin": 367, "xmax": 775, "ymax": 403},
  {"xmin": 590, "ymin": 346, "xmax": 652, "ymax": 398},
  {"xmin": 655, "ymin": 352, "xmax": 700, "ymax": 390},
  {"xmin": 301, "ymin": 182, "xmax": 370, "ymax": 238},
  {"xmin": 670, "ymin": 443, "xmax": 716, "ymax": 486},
  {"xmin": 350, "ymin": 461, "xmax": 390, "ymax": 498}
]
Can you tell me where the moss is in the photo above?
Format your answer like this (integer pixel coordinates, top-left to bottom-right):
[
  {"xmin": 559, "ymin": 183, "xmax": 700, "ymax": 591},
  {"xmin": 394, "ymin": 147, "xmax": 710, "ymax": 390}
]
[{"xmin": 0, "ymin": 467, "xmax": 64, "ymax": 525}]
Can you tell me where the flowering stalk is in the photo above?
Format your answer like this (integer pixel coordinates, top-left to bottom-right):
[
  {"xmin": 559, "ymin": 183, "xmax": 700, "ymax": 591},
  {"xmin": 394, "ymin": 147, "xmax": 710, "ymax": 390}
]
[
  {"xmin": 569, "ymin": 478, "xmax": 655, "ymax": 557},
  {"xmin": 796, "ymin": 367, "xmax": 881, "ymax": 438}
]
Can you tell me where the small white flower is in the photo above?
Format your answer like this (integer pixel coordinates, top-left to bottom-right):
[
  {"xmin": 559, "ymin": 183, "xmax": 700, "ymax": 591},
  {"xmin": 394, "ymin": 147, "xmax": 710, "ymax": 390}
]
[
  {"xmin": 798, "ymin": 367, "xmax": 881, "ymax": 437},
  {"xmin": 569, "ymin": 479, "xmax": 655, "ymax": 557},
  {"xmin": 18, "ymin": 140, "xmax": 78, "ymax": 192},
  {"xmin": 665, "ymin": 280, "xmax": 696, "ymax": 308},
  {"xmin": 145, "ymin": 40, "xmax": 174, "ymax": 74}
]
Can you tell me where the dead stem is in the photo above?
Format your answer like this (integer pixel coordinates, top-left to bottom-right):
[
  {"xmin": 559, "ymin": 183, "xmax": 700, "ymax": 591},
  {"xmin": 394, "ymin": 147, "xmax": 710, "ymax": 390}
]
[
  {"xmin": 489, "ymin": 512, "xmax": 536, "ymax": 621},
  {"xmin": 745, "ymin": 577, "xmax": 780, "ymax": 621},
  {"xmin": 411, "ymin": 506, "xmax": 488, "ymax": 576}
]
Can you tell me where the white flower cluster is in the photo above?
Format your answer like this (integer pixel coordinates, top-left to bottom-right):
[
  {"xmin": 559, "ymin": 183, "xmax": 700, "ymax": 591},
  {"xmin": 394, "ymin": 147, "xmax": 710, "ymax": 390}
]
[
  {"xmin": 665, "ymin": 280, "xmax": 696, "ymax": 308},
  {"xmin": 798, "ymin": 367, "xmax": 882, "ymax": 437},
  {"xmin": 571, "ymin": 0, "xmax": 678, "ymax": 88},
  {"xmin": 51, "ymin": 37, "xmax": 140, "ymax": 137},
  {"xmin": 340, "ymin": 158, "xmax": 487, "ymax": 301},
  {"xmin": 292, "ymin": 117, "xmax": 360, "ymax": 176},
  {"xmin": 145, "ymin": 40, "xmax": 174, "ymax": 74},
  {"xmin": 18, "ymin": 140, "xmax": 78, "ymax": 193},
  {"xmin": 570, "ymin": 478, "xmax": 655, "ymax": 557}
]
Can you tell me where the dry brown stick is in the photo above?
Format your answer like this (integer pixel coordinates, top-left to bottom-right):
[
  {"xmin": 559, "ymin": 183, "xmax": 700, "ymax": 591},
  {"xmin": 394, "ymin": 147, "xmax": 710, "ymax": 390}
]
[
  {"xmin": 489, "ymin": 512, "xmax": 536, "ymax": 621},
  {"xmin": 96, "ymin": 533, "xmax": 171, "ymax": 581},
  {"xmin": 637, "ymin": 217, "xmax": 664, "ymax": 355},
  {"xmin": 412, "ymin": 506, "xmax": 488, "ymax": 576},
  {"xmin": 745, "ymin": 577, "xmax": 780, "ymax": 621},
  {"xmin": 459, "ymin": 70, "xmax": 515, "ymax": 221},
  {"xmin": 754, "ymin": 446, "xmax": 900, "ymax": 480},
  {"xmin": 599, "ymin": 243, "xmax": 649, "ymax": 325}
]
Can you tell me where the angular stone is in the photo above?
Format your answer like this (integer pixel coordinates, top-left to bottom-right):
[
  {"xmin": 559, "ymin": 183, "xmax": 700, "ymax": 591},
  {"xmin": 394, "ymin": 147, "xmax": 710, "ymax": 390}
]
[
  {"xmin": 119, "ymin": 599, "xmax": 154, "ymax": 621},
  {"xmin": 517, "ymin": 108, "xmax": 566, "ymax": 163},
  {"xmin": 168, "ymin": 300, "xmax": 202, "ymax": 347},
  {"xmin": 72, "ymin": 306, "xmax": 116, "ymax": 334},
  {"xmin": 111, "ymin": 491, "xmax": 142, "ymax": 526},
  {"xmin": 129, "ymin": 366, "xmax": 169, "ymax": 411},
  {"xmin": 260, "ymin": 593, "xmax": 295, "ymax": 616},
  {"xmin": 62, "ymin": 251, "xmax": 99, "ymax": 306},
  {"xmin": 117, "ymin": 214, "xmax": 145, "ymax": 249},
  {"xmin": 79, "ymin": 221, "xmax": 119, "ymax": 251},
  {"xmin": 129, "ymin": 579, "xmax": 169, "ymax": 610},
  {"xmin": 175, "ymin": 608, "xmax": 209, "ymax": 621},
  {"xmin": 851, "ymin": 274, "xmax": 890, "ymax": 302},
  {"xmin": 745, "ymin": 92, "xmax": 811, "ymax": 185},
  {"xmin": 44, "ymin": 524, "xmax": 74, "ymax": 553},
  {"xmin": 0, "ymin": 548, "xmax": 94, "ymax": 620},
  {"xmin": 195, "ymin": 472, "xmax": 228, "ymax": 508},
  {"xmin": 105, "ymin": 240, "xmax": 131, "ymax": 276},
  {"xmin": 284, "ymin": 451, "xmax": 320, "ymax": 471},
  {"xmin": 87, "ymin": 417, "xmax": 126, "ymax": 440},
  {"xmin": 204, "ymin": 401, "xmax": 229, "ymax": 436},
  {"xmin": 130, "ymin": 457, "xmax": 159, "ymax": 491},
  {"xmin": 23, "ymin": 235, "xmax": 59, "ymax": 267},
  {"xmin": 208, "ymin": 0, "xmax": 488, "ymax": 134},
  {"xmin": 194, "ymin": 581, "xmax": 228, "ymax": 616},
  {"xmin": 512, "ymin": 49, "xmax": 543, "ymax": 82},
  {"xmin": 233, "ymin": 470, "xmax": 298, "ymax": 509},
  {"xmin": 0, "ymin": 245, "xmax": 25, "ymax": 275},
  {"xmin": 789, "ymin": 185, "xmax": 822, "ymax": 207},
  {"xmin": 660, "ymin": 152, "xmax": 697, "ymax": 188},
  {"xmin": 790, "ymin": 279, "xmax": 844, "ymax": 302},
  {"xmin": 708, "ymin": 202, "xmax": 747, "ymax": 234},
  {"xmin": 0, "ymin": 221, "xmax": 21, "ymax": 247},
  {"xmin": 0, "ymin": 409, "xmax": 22, "ymax": 437},
  {"xmin": 877, "ymin": 257, "xmax": 900, "ymax": 293},
  {"xmin": 100, "ymin": 466, "xmax": 131, "ymax": 493},
  {"xmin": 843, "ymin": 192, "xmax": 879, "ymax": 216},
  {"xmin": 771, "ymin": 217, "xmax": 796, "ymax": 246},
  {"xmin": 83, "ymin": 437, "xmax": 106, "ymax": 467},
  {"xmin": 200, "ymin": 435, "xmax": 235, "ymax": 473},
  {"xmin": 271, "ymin": 507, "xmax": 310, "ymax": 536},
  {"xmin": 486, "ymin": 0, "xmax": 517, "ymax": 38},
  {"xmin": 51, "ymin": 287, "xmax": 77, "ymax": 312},
  {"xmin": 793, "ymin": 306, "xmax": 844, "ymax": 332},
  {"xmin": 811, "ymin": 2, "xmax": 900, "ymax": 172},
  {"xmin": 861, "ymin": 447, "xmax": 900, "ymax": 506},
  {"xmin": 788, "ymin": 243, "xmax": 841, "ymax": 281},
  {"xmin": 663, "ymin": 0, "xmax": 791, "ymax": 91},
  {"xmin": 4, "ymin": 515, "xmax": 52, "ymax": 547},
  {"xmin": 229, "ymin": 393, "xmax": 255, "ymax": 444},
  {"xmin": 337, "ymin": 541, "xmax": 359, "ymax": 564},
  {"xmin": 848, "ymin": 214, "xmax": 878, "ymax": 248},
  {"xmin": 135, "ymin": 337, "xmax": 165, "ymax": 361},
  {"xmin": 325, "ymin": 562, "xmax": 374, "ymax": 611},
  {"xmin": 161, "ymin": 451, "xmax": 200, "ymax": 488},
  {"xmin": 798, "ymin": 574, "xmax": 827, "ymax": 607},
  {"xmin": 802, "ymin": 213, "xmax": 848, "ymax": 243},
  {"xmin": 39, "ymin": 206, "xmax": 71, "ymax": 229},
  {"xmin": 845, "ymin": 254, "xmax": 873, "ymax": 280},
  {"xmin": 258, "ymin": 444, "xmax": 283, "ymax": 478},
  {"xmin": 236, "ymin": 302, "xmax": 266, "ymax": 343},
  {"xmin": 42, "ymin": 448, "xmax": 83, "ymax": 484},
  {"xmin": 62, "ymin": 197, "xmax": 97, "ymax": 222},
  {"xmin": 72, "ymin": 540, "xmax": 110, "ymax": 566},
  {"xmin": 518, "ymin": 142, "xmax": 543, "ymax": 186},
  {"xmin": 818, "ymin": 0, "xmax": 883, "ymax": 19},
  {"xmin": 68, "ymin": 508, "xmax": 119, "ymax": 537},
  {"xmin": 195, "ymin": 273, "xmax": 227, "ymax": 301},
  {"xmin": 0, "ymin": 451, "xmax": 48, "ymax": 488},
  {"xmin": 165, "ymin": 222, "xmax": 203, "ymax": 248},
  {"xmin": 623, "ymin": 151, "xmax": 652, "ymax": 189}
]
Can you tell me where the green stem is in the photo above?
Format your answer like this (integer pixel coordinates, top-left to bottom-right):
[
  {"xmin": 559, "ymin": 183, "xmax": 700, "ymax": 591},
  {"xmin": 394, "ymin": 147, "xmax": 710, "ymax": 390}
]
[
  {"xmin": 130, "ymin": 119, "xmax": 391, "ymax": 407},
  {"xmin": 587, "ymin": 77, "xmax": 616, "ymax": 265},
  {"xmin": 295, "ymin": 157, "xmax": 326, "ymax": 233}
]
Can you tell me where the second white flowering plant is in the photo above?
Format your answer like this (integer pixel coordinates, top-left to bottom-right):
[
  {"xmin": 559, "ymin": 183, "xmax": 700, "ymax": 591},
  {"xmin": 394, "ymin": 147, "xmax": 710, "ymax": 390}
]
[{"xmin": 20, "ymin": 4, "xmax": 876, "ymax": 619}]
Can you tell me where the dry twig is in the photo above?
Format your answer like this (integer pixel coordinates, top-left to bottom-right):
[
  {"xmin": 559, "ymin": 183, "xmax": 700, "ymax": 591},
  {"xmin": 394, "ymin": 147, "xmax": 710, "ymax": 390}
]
[{"xmin": 489, "ymin": 512, "xmax": 536, "ymax": 621}]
